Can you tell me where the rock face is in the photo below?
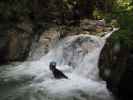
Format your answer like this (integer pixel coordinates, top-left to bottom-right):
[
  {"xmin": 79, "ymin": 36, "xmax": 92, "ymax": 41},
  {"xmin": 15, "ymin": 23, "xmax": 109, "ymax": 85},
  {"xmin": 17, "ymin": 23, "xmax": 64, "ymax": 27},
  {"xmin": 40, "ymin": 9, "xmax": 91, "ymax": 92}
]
[
  {"xmin": 80, "ymin": 19, "xmax": 112, "ymax": 36},
  {"xmin": 28, "ymin": 28, "xmax": 60, "ymax": 60},
  {"xmin": 0, "ymin": 18, "xmax": 112, "ymax": 64},
  {"xmin": 98, "ymin": 33, "xmax": 133, "ymax": 99},
  {"xmin": 0, "ymin": 21, "xmax": 33, "ymax": 64}
]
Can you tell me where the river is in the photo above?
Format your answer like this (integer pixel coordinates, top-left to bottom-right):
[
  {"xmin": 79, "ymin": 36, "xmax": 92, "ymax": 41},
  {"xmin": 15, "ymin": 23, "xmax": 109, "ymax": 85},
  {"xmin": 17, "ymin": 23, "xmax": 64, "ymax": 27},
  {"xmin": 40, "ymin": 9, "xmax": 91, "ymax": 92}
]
[{"xmin": 0, "ymin": 29, "xmax": 118, "ymax": 100}]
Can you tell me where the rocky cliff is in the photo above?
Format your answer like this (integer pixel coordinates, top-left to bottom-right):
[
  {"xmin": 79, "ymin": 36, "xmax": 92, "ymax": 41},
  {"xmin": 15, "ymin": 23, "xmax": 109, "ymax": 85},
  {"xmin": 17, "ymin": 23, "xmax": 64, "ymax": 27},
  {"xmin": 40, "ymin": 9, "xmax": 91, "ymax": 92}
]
[
  {"xmin": 0, "ymin": 20, "xmax": 34, "ymax": 64},
  {"xmin": 98, "ymin": 31, "xmax": 133, "ymax": 100}
]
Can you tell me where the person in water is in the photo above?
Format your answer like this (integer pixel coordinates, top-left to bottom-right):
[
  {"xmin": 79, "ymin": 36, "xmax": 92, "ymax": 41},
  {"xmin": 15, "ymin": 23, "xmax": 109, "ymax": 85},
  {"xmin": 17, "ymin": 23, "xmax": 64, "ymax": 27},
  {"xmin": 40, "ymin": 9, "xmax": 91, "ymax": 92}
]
[{"xmin": 49, "ymin": 61, "xmax": 68, "ymax": 79}]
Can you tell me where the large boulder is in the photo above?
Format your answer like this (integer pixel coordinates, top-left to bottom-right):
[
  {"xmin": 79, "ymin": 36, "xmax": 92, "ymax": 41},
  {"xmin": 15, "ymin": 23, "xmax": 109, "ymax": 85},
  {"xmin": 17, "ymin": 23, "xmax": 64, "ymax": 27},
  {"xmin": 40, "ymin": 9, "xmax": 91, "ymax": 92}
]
[
  {"xmin": 28, "ymin": 27, "xmax": 60, "ymax": 60},
  {"xmin": 98, "ymin": 31, "xmax": 133, "ymax": 99},
  {"xmin": 0, "ymin": 21, "xmax": 33, "ymax": 64}
]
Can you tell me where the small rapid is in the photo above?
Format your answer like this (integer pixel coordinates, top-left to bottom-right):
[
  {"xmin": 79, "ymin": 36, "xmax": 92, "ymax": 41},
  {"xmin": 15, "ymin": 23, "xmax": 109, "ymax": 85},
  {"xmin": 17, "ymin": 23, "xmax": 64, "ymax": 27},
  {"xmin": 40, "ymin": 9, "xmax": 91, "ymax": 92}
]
[{"xmin": 0, "ymin": 29, "xmax": 118, "ymax": 100}]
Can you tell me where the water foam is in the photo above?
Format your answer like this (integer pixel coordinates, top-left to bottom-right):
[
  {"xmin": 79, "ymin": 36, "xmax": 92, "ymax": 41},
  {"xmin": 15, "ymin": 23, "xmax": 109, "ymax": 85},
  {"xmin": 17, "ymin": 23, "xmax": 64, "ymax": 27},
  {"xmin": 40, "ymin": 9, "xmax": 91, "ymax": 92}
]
[{"xmin": 0, "ymin": 31, "xmax": 117, "ymax": 100}]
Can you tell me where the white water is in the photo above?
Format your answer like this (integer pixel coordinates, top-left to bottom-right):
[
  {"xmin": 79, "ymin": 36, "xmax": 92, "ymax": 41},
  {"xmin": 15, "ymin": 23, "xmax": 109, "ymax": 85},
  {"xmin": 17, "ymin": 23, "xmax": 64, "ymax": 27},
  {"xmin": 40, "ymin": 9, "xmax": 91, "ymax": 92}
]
[{"xmin": 0, "ymin": 29, "xmax": 118, "ymax": 100}]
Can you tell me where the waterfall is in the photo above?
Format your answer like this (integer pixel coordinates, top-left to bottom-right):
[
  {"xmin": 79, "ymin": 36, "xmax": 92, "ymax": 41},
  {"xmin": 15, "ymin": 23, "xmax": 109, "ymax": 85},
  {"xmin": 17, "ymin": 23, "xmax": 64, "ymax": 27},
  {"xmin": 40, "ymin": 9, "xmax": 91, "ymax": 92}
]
[{"xmin": 0, "ymin": 29, "xmax": 118, "ymax": 100}]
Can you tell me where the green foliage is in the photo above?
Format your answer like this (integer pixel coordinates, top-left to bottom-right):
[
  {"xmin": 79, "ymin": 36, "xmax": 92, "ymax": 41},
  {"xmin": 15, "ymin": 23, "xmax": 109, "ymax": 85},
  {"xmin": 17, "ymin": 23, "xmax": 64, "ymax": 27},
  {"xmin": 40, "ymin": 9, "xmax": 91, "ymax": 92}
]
[
  {"xmin": 116, "ymin": 0, "xmax": 133, "ymax": 10},
  {"xmin": 93, "ymin": 8, "xmax": 105, "ymax": 19},
  {"xmin": 102, "ymin": 0, "xmax": 133, "ymax": 48},
  {"xmin": 111, "ymin": 11, "xmax": 133, "ymax": 48},
  {"xmin": 112, "ymin": 29, "xmax": 133, "ymax": 49},
  {"xmin": 0, "ymin": 0, "xmax": 113, "ymax": 22}
]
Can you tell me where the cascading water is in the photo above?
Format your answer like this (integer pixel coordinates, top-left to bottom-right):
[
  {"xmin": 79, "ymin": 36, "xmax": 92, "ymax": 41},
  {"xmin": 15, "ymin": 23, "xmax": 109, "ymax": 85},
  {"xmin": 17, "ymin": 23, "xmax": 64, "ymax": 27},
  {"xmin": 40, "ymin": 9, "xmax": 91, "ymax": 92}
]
[{"xmin": 0, "ymin": 29, "xmax": 118, "ymax": 100}]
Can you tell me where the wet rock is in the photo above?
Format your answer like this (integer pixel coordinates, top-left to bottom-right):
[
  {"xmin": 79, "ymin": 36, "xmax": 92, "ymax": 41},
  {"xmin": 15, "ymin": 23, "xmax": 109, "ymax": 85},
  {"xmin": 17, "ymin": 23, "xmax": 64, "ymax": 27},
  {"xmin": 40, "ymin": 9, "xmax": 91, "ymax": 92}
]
[
  {"xmin": 104, "ymin": 27, "xmax": 113, "ymax": 32},
  {"xmin": 38, "ymin": 29, "xmax": 59, "ymax": 51},
  {"xmin": 28, "ymin": 28, "xmax": 60, "ymax": 60},
  {"xmin": 98, "ymin": 32, "xmax": 133, "ymax": 99},
  {"xmin": 17, "ymin": 20, "xmax": 33, "ymax": 34},
  {"xmin": 7, "ymin": 29, "xmax": 32, "ymax": 61},
  {"xmin": 80, "ymin": 19, "xmax": 112, "ymax": 36},
  {"xmin": 80, "ymin": 19, "xmax": 96, "ymax": 31},
  {"xmin": 0, "ymin": 22, "xmax": 33, "ymax": 64},
  {"xmin": 80, "ymin": 31, "xmax": 91, "ymax": 35}
]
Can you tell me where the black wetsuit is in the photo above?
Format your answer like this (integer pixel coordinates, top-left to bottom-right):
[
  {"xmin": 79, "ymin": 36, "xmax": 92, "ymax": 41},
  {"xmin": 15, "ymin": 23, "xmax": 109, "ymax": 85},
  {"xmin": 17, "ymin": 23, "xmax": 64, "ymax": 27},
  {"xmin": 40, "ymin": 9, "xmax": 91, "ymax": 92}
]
[
  {"xmin": 52, "ymin": 68, "xmax": 68, "ymax": 79},
  {"xmin": 49, "ymin": 61, "xmax": 68, "ymax": 79}
]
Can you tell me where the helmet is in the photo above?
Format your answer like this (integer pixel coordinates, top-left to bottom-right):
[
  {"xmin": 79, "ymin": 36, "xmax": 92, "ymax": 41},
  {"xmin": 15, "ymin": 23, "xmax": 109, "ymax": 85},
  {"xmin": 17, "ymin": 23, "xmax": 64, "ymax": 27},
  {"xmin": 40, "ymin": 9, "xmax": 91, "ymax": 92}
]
[
  {"xmin": 50, "ymin": 61, "xmax": 56, "ymax": 66},
  {"xmin": 49, "ymin": 61, "xmax": 56, "ymax": 70}
]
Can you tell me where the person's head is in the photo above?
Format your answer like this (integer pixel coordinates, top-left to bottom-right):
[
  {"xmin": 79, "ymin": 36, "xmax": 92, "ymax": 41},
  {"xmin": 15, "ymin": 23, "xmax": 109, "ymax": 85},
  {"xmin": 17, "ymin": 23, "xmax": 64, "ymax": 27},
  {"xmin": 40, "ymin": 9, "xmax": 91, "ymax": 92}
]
[{"xmin": 49, "ymin": 61, "xmax": 56, "ymax": 71}]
